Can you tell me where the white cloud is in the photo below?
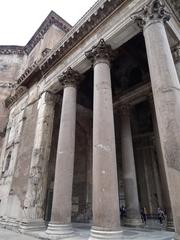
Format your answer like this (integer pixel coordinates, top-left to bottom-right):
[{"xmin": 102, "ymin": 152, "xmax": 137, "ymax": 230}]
[{"xmin": 0, "ymin": 0, "xmax": 97, "ymax": 45}]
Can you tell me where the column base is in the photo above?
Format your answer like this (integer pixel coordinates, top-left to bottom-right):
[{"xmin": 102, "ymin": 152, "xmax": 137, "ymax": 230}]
[
  {"xmin": 46, "ymin": 223, "xmax": 74, "ymax": 239},
  {"xmin": 166, "ymin": 220, "xmax": 175, "ymax": 231},
  {"xmin": 174, "ymin": 233, "xmax": 180, "ymax": 240},
  {"xmin": 19, "ymin": 219, "xmax": 46, "ymax": 233},
  {"xmin": 0, "ymin": 217, "xmax": 20, "ymax": 232},
  {"xmin": 0, "ymin": 217, "xmax": 7, "ymax": 228},
  {"xmin": 124, "ymin": 218, "xmax": 143, "ymax": 227},
  {"xmin": 89, "ymin": 226, "xmax": 123, "ymax": 239}
]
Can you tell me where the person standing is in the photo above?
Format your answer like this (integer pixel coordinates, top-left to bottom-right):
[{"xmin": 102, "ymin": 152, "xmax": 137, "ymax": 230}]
[
  {"xmin": 120, "ymin": 205, "xmax": 127, "ymax": 220},
  {"xmin": 158, "ymin": 207, "xmax": 165, "ymax": 225},
  {"xmin": 141, "ymin": 207, "xmax": 147, "ymax": 225}
]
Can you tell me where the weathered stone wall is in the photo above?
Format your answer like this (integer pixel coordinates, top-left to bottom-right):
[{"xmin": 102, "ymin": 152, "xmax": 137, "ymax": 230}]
[
  {"xmin": 9, "ymin": 87, "xmax": 39, "ymax": 219},
  {"xmin": 0, "ymin": 23, "xmax": 65, "ymax": 162},
  {"xmin": 0, "ymin": 94, "xmax": 28, "ymax": 217},
  {"xmin": 0, "ymin": 55, "xmax": 25, "ymax": 83},
  {"xmin": 9, "ymin": 101, "xmax": 38, "ymax": 218},
  {"xmin": 0, "ymin": 20, "xmax": 70, "ymax": 220},
  {"xmin": 0, "ymin": 83, "xmax": 40, "ymax": 219},
  {"xmin": 25, "ymin": 25, "xmax": 66, "ymax": 69},
  {"xmin": 0, "ymin": 54, "xmax": 26, "ymax": 160}
]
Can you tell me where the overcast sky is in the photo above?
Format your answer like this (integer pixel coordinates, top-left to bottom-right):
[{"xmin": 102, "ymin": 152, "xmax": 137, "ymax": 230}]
[{"xmin": 0, "ymin": 0, "xmax": 97, "ymax": 46}]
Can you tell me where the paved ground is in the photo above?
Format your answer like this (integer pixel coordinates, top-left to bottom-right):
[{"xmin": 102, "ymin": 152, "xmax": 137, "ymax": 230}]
[
  {"xmin": 0, "ymin": 227, "xmax": 37, "ymax": 240},
  {"xmin": 0, "ymin": 224, "xmax": 175, "ymax": 240}
]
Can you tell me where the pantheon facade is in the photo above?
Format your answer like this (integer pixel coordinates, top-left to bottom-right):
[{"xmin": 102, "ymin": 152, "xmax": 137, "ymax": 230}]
[{"xmin": 0, "ymin": 0, "xmax": 180, "ymax": 239}]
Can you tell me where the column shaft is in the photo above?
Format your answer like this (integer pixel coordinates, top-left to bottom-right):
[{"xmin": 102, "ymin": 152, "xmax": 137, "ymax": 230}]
[
  {"xmin": 132, "ymin": 1, "xmax": 180, "ymax": 237},
  {"xmin": 176, "ymin": 62, "xmax": 180, "ymax": 80},
  {"xmin": 86, "ymin": 39, "xmax": 121, "ymax": 239},
  {"xmin": 173, "ymin": 44, "xmax": 180, "ymax": 81},
  {"xmin": 144, "ymin": 20, "xmax": 180, "ymax": 240},
  {"xmin": 120, "ymin": 106, "xmax": 141, "ymax": 225},
  {"xmin": 47, "ymin": 67, "xmax": 80, "ymax": 237},
  {"xmin": 51, "ymin": 86, "xmax": 76, "ymax": 223},
  {"xmin": 149, "ymin": 97, "xmax": 174, "ymax": 228},
  {"xmin": 93, "ymin": 60, "xmax": 120, "ymax": 230}
]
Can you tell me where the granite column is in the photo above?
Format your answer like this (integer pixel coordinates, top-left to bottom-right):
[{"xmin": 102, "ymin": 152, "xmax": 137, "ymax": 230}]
[
  {"xmin": 86, "ymin": 39, "xmax": 121, "ymax": 239},
  {"xmin": 46, "ymin": 67, "xmax": 80, "ymax": 237},
  {"xmin": 149, "ymin": 96, "xmax": 174, "ymax": 229},
  {"xmin": 133, "ymin": 1, "xmax": 180, "ymax": 238},
  {"xmin": 172, "ymin": 44, "xmax": 180, "ymax": 81},
  {"xmin": 120, "ymin": 105, "xmax": 141, "ymax": 226}
]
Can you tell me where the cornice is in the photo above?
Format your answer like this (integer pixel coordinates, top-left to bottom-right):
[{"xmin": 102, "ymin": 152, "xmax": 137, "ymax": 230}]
[
  {"xmin": 16, "ymin": 0, "xmax": 126, "ymax": 88},
  {"xmin": 4, "ymin": 0, "xmax": 179, "ymax": 108},
  {"xmin": 39, "ymin": 0, "xmax": 126, "ymax": 75},
  {"xmin": 167, "ymin": 0, "xmax": 180, "ymax": 21},
  {"xmin": 0, "ymin": 11, "xmax": 72, "ymax": 56},
  {"xmin": 16, "ymin": 61, "xmax": 40, "ymax": 86},
  {"xmin": 5, "ymin": 86, "xmax": 27, "ymax": 108},
  {"xmin": 0, "ymin": 46, "xmax": 24, "ymax": 55},
  {"xmin": 24, "ymin": 11, "xmax": 72, "ymax": 54},
  {"xmin": 0, "ymin": 82, "xmax": 16, "ymax": 89}
]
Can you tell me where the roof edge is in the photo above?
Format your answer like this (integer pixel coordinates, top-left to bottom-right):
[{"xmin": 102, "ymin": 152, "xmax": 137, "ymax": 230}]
[
  {"xmin": 0, "ymin": 11, "xmax": 72, "ymax": 56},
  {"xmin": 0, "ymin": 45, "xmax": 24, "ymax": 55},
  {"xmin": 24, "ymin": 11, "xmax": 72, "ymax": 54}
]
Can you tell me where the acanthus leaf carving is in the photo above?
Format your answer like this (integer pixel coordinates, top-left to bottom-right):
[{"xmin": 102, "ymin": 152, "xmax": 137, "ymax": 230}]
[
  {"xmin": 58, "ymin": 67, "xmax": 81, "ymax": 87},
  {"xmin": 85, "ymin": 39, "xmax": 113, "ymax": 63},
  {"xmin": 120, "ymin": 104, "xmax": 130, "ymax": 116},
  {"xmin": 131, "ymin": 0, "xmax": 171, "ymax": 28}
]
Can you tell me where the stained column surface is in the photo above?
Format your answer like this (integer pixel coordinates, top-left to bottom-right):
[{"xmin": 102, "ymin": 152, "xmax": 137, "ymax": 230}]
[
  {"xmin": 120, "ymin": 105, "xmax": 141, "ymax": 225},
  {"xmin": 144, "ymin": 22, "xmax": 180, "ymax": 237},
  {"xmin": 93, "ymin": 60, "xmax": 120, "ymax": 229},
  {"xmin": 47, "ymin": 68, "xmax": 80, "ymax": 236},
  {"xmin": 86, "ymin": 39, "xmax": 121, "ymax": 239},
  {"xmin": 133, "ymin": 1, "xmax": 180, "ymax": 238},
  {"xmin": 173, "ymin": 44, "xmax": 180, "ymax": 81},
  {"xmin": 149, "ymin": 97, "xmax": 174, "ymax": 228}
]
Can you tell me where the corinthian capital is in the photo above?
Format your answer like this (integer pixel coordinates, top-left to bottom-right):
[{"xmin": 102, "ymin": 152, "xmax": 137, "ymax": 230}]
[
  {"xmin": 131, "ymin": 0, "xmax": 171, "ymax": 28},
  {"xmin": 172, "ymin": 43, "xmax": 180, "ymax": 63},
  {"xmin": 120, "ymin": 104, "xmax": 130, "ymax": 116},
  {"xmin": 58, "ymin": 67, "xmax": 80, "ymax": 88},
  {"xmin": 85, "ymin": 39, "xmax": 113, "ymax": 64}
]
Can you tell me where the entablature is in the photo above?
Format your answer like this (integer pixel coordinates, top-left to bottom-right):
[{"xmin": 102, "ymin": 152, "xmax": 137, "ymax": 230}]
[
  {"xmin": 4, "ymin": 0, "xmax": 180, "ymax": 109},
  {"xmin": 0, "ymin": 46, "xmax": 24, "ymax": 55},
  {"xmin": 167, "ymin": 0, "xmax": 180, "ymax": 21},
  {"xmin": 0, "ymin": 11, "xmax": 71, "ymax": 57}
]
